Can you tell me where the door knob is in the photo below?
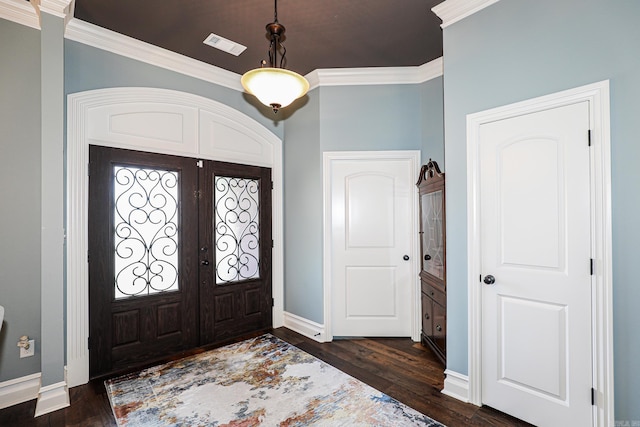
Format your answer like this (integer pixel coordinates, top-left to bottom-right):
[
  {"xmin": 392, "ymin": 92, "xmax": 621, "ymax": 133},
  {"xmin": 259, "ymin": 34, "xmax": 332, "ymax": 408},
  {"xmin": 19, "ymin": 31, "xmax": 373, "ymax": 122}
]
[
  {"xmin": 424, "ymin": 254, "xmax": 431, "ymax": 261},
  {"xmin": 201, "ymin": 260, "xmax": 210, "ymax": 266},
  {"xmin": 483, "ymin": 275, "xmax": 495, "ymax": 285},
  {"xmin": 403, "ymin": 255, "xmax": 410, "ymax": 261}
]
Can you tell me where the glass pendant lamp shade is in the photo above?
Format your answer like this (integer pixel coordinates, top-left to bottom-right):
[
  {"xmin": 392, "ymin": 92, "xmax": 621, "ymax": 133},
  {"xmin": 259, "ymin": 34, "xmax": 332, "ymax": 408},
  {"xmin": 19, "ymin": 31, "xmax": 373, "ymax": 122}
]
[
  {"xmin": 241, "ymin": 0, "xmax": 309, "ymax": 113},
  {"xmin": 241, "ymin": 67, "xmax": 309, "ymax": 113}
]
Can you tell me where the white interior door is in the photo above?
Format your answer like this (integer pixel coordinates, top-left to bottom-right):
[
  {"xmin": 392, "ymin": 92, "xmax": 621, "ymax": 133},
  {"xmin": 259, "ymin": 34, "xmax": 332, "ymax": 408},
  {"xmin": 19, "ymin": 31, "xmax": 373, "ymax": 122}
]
[
  {"xmin": 479, "ymin": 101, "xmax": 593, "ymax": 426},
  {"xmin": 329, "ymin": 154, "xmax": 416, "ymax": 337}
]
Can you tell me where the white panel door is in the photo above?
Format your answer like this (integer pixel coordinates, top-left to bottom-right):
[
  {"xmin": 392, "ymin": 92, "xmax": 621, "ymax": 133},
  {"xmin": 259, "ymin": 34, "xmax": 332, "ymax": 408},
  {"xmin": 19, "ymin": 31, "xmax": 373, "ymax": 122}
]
[
  {"xmin": 480, "ymin": 101, "xmax": 593, "ymax": 426},
  {"xmin": 331, "ymin": 156, "xmax": 414, "ymax": 337}
]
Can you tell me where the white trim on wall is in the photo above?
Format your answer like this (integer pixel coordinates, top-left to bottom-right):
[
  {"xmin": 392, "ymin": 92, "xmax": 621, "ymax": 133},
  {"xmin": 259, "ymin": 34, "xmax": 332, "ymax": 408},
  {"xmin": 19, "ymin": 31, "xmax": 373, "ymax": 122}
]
[
  {"xmin": 0, "ymin": 0, "xmax": 40, "ymax": 29},
  {"xmin": 306, "ymin": 57, "xmax": 443, "ymax": 89},
  {"xmin": 0, "ymin": 373, "xmax": 41, "ymax": 410},
  {"xmin": 432, "ymin": 0, "xmax": 501, "ymax": 28},
  {"xmin": 66, "ymin": 87, "xmax": 284, "ymax": 387},
  {"xmin": 322, "ymin": 150, "xmax": 421, "ymax": 342},
  {"xmin": 466, "ymin": 80, "xmax": 613, "ymax": 426},
  {"xmin": 283, "ymin": 312, "xmax": 327, "ymax": 343},
  {"xmin": 64, "ymin": 19, "xmax": 243, "ymax": 92},
  {"xmin": 63, "ymin": 17, "xmax": 442, "ymax": 92},
  {"xmin": 442, "ymin": 369, "xmax": 470, "ymax": 402}
]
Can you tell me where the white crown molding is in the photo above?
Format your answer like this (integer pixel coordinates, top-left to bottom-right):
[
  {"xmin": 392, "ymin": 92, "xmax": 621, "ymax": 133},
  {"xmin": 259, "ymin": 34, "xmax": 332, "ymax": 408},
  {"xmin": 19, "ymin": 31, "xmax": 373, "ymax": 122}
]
[
  {"xmin": 37, "ymin": 0, "xmax": 73, "ymax": 19},
  {"xmin": 64, "ymin": 18, "xmax": 243, "ymax": 91},
  {"xmin": 0, "ymin": 0, "xmax": 40, "ymax": 29},
  {"xmin": 432, "ymin": 0, "xmax": 501, "ymax": 28},
  {"xmin": 3, "ymin": 8, "xmax": 443, "ymax": 92},
  {"xmin": 306, "ymin": 57, "xmax": 443, "ymax": 89}
]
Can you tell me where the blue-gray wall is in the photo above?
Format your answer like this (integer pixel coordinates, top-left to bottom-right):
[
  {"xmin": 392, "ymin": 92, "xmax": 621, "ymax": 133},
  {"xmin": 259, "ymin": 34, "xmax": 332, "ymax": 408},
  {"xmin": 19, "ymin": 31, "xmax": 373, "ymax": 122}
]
[
  {"xmin": 283, "ymin": 81, "xmax": 444, "ymax": 323},
  {"xmin": 0, "ymin": 18, "xmax": 42, "ymax": 382},
  {"xmin": 442, "ymin": 0, "xmax": 640, "ymax": 422},
  {"xmin": 420, "ymin": 76, "xmax": 444, "ymax": 166}
]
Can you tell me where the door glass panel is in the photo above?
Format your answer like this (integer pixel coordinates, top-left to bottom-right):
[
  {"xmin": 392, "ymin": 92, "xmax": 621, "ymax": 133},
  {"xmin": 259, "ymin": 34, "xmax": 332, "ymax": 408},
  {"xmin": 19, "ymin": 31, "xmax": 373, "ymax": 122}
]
[
  {"xmin": 422, "ymin": 190, "xmax": 444, "ymax": 279},
  {"xmin": 214, "ymin": 176, "xmax": 260, "ymax": 284},
  {"xmin": 113, "ymin": 166, "xmax": 179, "ymax": 299}
]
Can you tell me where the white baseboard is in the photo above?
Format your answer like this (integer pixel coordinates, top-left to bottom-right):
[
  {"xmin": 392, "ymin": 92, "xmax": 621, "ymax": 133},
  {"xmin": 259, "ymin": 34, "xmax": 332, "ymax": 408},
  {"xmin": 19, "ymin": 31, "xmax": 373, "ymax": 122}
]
[
  {"xmin": 442, "ymin": 369, "xmax": 471, "ymax": 403},
  {"xmin": 283, "ymin": 311, "xmax": 327, "ymax": 342},
  {"xmin": 0, "ymin": 373, "xmax": 41, "ymax": 410},
  {"xmin": 34, "ymin": 381, "xmax": 70, "ymax": 417}
]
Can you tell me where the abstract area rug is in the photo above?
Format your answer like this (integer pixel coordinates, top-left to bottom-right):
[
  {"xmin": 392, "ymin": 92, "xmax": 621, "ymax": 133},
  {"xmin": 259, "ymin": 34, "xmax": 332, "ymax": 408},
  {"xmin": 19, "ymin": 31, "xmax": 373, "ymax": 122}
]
[{"xmin": 105, "ymin": 334, "xmax": 445, "ymax": 426}]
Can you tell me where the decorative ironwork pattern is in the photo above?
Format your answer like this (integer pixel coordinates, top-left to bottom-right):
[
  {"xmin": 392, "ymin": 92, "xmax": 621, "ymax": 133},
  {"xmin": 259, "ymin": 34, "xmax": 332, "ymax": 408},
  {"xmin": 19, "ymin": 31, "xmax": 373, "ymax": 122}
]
[
  {"xmin": 215, "ymin": 176, "xmax": 260, "ymax": 284},
  {"xmin": 113, "ymin": 166, "xmax": 179, "ymax": 299}
]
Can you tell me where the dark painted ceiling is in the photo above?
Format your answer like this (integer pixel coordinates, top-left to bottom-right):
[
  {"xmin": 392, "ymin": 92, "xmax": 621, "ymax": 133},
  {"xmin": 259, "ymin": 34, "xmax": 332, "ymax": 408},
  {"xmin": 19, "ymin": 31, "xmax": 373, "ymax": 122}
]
[{"xmin": 74, "ymin": 0, "xmax": 444, "ymax": 76}]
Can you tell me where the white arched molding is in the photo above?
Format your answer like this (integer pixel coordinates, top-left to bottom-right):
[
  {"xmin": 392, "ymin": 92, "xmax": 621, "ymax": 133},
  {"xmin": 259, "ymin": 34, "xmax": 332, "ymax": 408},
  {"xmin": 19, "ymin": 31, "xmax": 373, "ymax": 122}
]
[{"xmin": 66, "ymin": 87, "xmax": 284, "ymax": 387}]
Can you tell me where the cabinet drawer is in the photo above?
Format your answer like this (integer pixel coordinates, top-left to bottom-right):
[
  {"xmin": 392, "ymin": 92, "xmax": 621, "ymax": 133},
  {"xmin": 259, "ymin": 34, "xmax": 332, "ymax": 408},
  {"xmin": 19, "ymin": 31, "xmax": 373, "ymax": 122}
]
[
  {"xmin": 421, "ymin": 280, "xmax": 446, "ymax": 307},
  {"xmin": 421, "ymin": 292, "xmax": 433, "ymax": 337},
  {"xmin": 432, "ymin": 302, "xmax": 446, "ymax": 356}
]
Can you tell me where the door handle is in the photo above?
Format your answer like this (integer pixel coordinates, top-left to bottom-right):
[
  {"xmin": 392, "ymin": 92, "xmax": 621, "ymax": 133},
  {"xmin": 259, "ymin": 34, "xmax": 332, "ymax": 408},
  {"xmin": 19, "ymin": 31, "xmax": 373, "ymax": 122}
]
[
  {"xmin": 403, "ymin": 255, "xmax": 410, "ymax": 261},
  {"xmin": 201, "ymin": 260, "xmax": 210, "ymax": 266},
  {"xmin": 424, "ymin": 254, "xmax": 431, "ymax": 261},
  {"xmin": 483, "ymin": 275, "xmax": 495, "ymax": 285}
]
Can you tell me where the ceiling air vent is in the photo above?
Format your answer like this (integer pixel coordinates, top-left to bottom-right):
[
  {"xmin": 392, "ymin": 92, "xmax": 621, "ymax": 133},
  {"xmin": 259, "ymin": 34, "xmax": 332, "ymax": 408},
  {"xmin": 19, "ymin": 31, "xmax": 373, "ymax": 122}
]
[{"xmin": 203, "ymin": 33, "xmax": 246, "ymax": 56}]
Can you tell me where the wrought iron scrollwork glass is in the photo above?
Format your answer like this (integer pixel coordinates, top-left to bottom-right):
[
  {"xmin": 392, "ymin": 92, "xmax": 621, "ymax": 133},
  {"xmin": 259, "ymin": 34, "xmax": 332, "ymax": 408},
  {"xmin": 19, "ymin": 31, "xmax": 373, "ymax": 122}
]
[
  {"xmin": 214, "ymin": 176, "xmax": 260, "ymax": 284},
  {"xmin": 113, "ymin": 166, "xmax": 179, "ymax": 299}
]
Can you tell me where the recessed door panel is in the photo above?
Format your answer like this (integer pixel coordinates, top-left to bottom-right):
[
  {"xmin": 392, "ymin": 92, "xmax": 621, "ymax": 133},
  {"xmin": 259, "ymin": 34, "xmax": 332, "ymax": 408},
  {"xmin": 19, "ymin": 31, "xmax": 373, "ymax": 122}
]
[
  {"xmin": 498, "ymin": 138, "xmax": 565, "ymax": 270},
  {"xmin": 345, "ymin": 267, "xmax": 397, "ymax": 318},
  {"xmin": 346, "ymin": 174, "xmax": 394, "ymax": 248},
  {"xmin": 499, "ymin": 295, "xmax": 567, "ymax": 400}
]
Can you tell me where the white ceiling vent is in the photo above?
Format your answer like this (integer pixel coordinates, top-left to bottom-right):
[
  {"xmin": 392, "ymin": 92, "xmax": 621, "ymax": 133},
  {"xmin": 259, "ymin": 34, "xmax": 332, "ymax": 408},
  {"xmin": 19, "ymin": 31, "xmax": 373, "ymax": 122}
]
[{"xmin": 203, "ymin": 33, "xmax": 246, "ymax": 56}]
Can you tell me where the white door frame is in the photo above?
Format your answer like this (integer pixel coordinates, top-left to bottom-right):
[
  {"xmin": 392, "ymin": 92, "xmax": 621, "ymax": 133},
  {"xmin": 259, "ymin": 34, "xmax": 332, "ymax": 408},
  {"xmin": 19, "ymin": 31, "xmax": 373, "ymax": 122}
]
[
  {"xmin": 66, "ymin": 87, "xmax": 284, "ymax": 387},
  {"xmin": 322, "ymin": 150, "xmax": 421, "ymax": 342},
  {"xmin": 466, "ymin": 81, "xmax": 613, "ymax": 426}
]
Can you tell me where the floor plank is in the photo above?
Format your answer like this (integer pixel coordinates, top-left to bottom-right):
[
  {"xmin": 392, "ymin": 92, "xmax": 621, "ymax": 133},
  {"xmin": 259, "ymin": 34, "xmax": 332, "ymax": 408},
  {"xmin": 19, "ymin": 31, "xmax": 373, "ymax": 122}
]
[{"xmin": 0, "ymin": 327, "xmax": 531, "ymax": 426}]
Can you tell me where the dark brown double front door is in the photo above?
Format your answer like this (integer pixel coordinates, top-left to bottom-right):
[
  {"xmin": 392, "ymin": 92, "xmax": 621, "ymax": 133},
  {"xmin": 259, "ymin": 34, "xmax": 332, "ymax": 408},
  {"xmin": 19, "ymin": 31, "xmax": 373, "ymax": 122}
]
[{"xmin": 88, "ymin": 146, "xmax": 272, "ymax": 378}]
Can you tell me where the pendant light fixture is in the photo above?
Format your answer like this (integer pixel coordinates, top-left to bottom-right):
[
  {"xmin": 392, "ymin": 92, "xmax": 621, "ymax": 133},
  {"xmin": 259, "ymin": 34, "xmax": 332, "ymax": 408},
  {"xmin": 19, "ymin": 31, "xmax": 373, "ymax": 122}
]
[{"xmin": 241, "ymin": 0, "xmax": 309, "ymax": 113}]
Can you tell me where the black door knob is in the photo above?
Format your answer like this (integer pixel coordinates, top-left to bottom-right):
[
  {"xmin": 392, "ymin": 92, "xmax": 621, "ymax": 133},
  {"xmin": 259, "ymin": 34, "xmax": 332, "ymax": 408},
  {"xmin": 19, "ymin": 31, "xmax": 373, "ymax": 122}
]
[
  {"xmin": 403, "ymin": 255, "xmax": 410, "ymax": 261},
  {"xmin": 483, "ymin": 275, "xmax": 495, "ymax": 285},
  {"xmin": 424, "ymin": 254, "xmax": 431, "ymax": 261}
]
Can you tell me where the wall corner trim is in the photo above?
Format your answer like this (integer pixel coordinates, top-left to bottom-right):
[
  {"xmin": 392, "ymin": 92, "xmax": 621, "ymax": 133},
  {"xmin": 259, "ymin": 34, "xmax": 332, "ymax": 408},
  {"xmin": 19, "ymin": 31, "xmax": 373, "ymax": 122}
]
[
  {"xmin": 0, "ymin": 0, "xmax": 40, "ymax": 29},
  {"xmin": 307, "ymin": 57, "xmax": 443, "ymax": 89},
  {"xmin": 432, "ymin": 0, "xmax": 501, "ymax": 28},
  {"xmin": 283, "ymin": 312, "xmax": 327, "ymax": 343},
  {"xmin": 34, "ymin": 381, "xmax": 69, "ymax": 417},
  {"xmin": 442, "ymin": 369, "xmax": 471, "ymax": 403}
]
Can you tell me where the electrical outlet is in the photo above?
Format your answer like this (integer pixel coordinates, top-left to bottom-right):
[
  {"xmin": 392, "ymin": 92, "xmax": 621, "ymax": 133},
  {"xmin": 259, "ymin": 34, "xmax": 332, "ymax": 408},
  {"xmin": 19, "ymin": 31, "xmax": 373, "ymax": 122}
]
[{"xmin": 20, "ymin": 340, "xmax": 35, "ymax": 358}]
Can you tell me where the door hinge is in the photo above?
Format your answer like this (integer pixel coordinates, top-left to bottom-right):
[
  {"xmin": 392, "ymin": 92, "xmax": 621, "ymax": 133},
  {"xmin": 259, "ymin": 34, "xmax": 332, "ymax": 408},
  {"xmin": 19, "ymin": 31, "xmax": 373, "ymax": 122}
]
[
  {"xmin": 194, "ymin": 190, "xmax": 201, "ymax": 199},
  {"xmin": 588, "ymin": 130, "xmax": 592, "ymax": 147},
  {"xmin": 87, "ymin": 250, "xmax": 90, "ymax": 263},
  {"xmin": 591, "ymin": 387, "xmax": 596, "ymax": 405},
  {"xmin": 271, "ymin": 181, "xmax": 274, "ymax": 190},
  {"xmin": 272, "ymin": 239, "xmax": 274, "ymax": 248},
  {"xmin": 590, "ymin": 258, "xmax": 594, "ymax": 275},
  {"xmin": 196, "ymin": 160, "xmax": 203, "ymax": 168},
  {"xmin": 87, "ymin": 163, "xmax": 91, "ymax": 176},
  {"xmin": 271, "ymin": 297, "xmax": 275, "ymax": 307},
  {"xmin": 87, "ymin": 337, "xmax": 92, "ymax": 350}
]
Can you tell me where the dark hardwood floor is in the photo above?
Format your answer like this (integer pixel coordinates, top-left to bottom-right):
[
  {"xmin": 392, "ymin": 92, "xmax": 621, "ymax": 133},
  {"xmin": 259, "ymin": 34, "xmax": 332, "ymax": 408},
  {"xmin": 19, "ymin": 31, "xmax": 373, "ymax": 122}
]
[{"xmin": 0, "ymin": 327, "xmax": 532, "ymax": 426}]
